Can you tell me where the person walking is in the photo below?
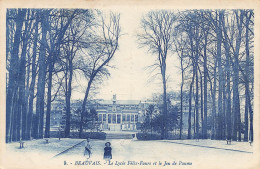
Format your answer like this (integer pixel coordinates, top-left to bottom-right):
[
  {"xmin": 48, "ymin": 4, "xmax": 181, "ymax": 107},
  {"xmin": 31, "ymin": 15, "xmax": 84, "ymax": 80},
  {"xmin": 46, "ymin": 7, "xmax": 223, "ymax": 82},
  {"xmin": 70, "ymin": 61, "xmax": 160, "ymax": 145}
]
[
  {"xmin": 84, "ymin": 138, "xmax": 92, "ymax": 159},
  {"xmin": 103, "ymin": 142, "xmax": 112, "ymax": 160}
]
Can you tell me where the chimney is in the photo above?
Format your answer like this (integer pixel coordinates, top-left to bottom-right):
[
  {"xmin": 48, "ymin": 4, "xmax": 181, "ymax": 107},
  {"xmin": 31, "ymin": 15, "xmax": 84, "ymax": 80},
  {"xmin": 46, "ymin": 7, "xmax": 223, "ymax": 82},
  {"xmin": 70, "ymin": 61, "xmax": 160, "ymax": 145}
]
[
  {"xmin": 113, "ymin": 94, "xmax": 116, "ymax": 101},
  {"xmin": 113, "ymin": 94, "xmax": 116, "ymax": 104}
]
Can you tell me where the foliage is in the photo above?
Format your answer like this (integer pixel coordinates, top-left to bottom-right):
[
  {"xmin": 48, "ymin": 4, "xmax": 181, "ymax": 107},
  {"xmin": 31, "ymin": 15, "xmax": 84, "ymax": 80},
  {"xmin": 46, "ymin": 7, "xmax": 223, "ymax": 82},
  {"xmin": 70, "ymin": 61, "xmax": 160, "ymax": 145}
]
[
  {"xmin": 69, "ymin": 108, "xmax": 100, "ymax": 132},
  {"xmin": 136, "ymin": 133, "xmax": 161, "ymax": 140},
  {"xmin": 50, "ymin": 131, "xmax": 106, "ymax": 140},
  {"xmin": 140, "ymin": 104, "xmax": 155, "ymax": 134},
  {"xmin": 140, "ymin": 102, "xmax": 181, "ymax": 137}
]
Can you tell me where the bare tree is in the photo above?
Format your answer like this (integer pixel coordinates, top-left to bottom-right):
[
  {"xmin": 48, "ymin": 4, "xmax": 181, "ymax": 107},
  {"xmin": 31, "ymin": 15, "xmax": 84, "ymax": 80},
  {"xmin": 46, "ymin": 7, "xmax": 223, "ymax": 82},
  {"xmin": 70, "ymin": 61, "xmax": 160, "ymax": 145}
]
[
  {"xmin": 172, "ymin": 28, "xmax": 189, "ymax": 139},
  {"xmin": 35, "ymin": 9, "xmax": 49, "ymax": 139},
  {"xmin": 26, "ymin": 12, "xmax": 39, "ymax": 139},
  {"xmin": 59, "ymin": 10, "xmax": 94, "ymax": 137},
  {"xmin": 138, "ymin": 10, "xmax": 176, "ymax": 139},
  {"xmin": 44, "ymin": 9, "xmax": 82, "ymax": 138},
  {"xmin": 6, "ymin": 9, "xmax": 27, "ymax": 142},
  {"xmin": 78, "ymin": 12, "xmax": 121, "ymax": 138},
  {"xmin": 167, "ymin": 9, "xmax": 254, "ymax": 141}
]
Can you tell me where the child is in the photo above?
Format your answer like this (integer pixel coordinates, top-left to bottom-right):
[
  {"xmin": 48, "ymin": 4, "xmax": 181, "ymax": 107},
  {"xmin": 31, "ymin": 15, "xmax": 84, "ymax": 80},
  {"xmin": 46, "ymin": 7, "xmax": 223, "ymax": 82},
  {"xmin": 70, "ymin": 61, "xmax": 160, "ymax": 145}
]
[
  {"xmin": 84, "ymin": 138, "xmax": 92, "ymax": 159},
  {"xmin": 103, "ymin": 142, "xmax": 112, "ymax": 160}
]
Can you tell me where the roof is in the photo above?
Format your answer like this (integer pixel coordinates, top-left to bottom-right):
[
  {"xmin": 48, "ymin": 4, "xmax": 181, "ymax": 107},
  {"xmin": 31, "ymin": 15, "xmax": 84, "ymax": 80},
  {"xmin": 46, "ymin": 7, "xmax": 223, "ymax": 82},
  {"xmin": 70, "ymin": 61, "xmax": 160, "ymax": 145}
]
[{"xmin": 96, "ymin": 100, "xmax": 141, "ymax": 105}]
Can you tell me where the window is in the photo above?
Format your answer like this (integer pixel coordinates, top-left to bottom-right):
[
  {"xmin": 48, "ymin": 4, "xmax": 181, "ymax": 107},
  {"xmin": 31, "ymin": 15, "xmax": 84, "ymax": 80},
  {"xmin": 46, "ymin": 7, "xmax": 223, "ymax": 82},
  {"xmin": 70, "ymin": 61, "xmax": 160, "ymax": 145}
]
[
  {"xmin": 103, "ymin": 114, "xmax": 106, "ymax": 122},
  {"xmin": 112, "ymin": 114, "xmax": 116, "ymax": 124},
  {"xmin": 122, "ymin": 114, "xmax": 126, "ymax": 122},
  {"xmin": 108, "ymin": 114, "xmax": 111, "ymax": 123},
  {"xmin": 117, "ymin": 114, "xmax": 121, "ymax": 124},
  {"xmin": 98, "ymin": 114, "xmax": 102, "ymax": 122},
  {"xmin": 135, "ymin": 115, "xmax": 138, "ymax": 122},
  {"xmin": 131, "ymin": 115, "xmax": 134, "ymax": 122},
  {"xmin": 127, "ymin": 114, "xmax": 130, "ymax": 122}
]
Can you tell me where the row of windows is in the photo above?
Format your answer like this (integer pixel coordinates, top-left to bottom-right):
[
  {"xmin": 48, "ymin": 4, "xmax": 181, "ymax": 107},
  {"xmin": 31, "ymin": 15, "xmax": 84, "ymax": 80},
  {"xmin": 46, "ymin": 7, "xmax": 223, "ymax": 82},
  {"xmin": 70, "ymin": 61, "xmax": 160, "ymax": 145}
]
[
  {"xmin": 97, "ymin": 111, "xmax": 139, "ymax": 114},
  {"xmin": 98, "ymin": 114, "xmax": 138, "ymax": 124},
  {"xmin": 97, "ymin": 105, "xmax": 139, "ymax": 110}
]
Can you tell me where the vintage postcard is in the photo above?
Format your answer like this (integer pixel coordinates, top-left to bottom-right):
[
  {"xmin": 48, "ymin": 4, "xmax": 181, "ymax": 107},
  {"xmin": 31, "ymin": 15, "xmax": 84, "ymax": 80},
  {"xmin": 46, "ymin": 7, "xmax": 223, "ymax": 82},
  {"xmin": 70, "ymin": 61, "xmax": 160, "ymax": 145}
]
[{"xmin": 0, "ymin": 0, "xmax": 259, "ymax": 169}]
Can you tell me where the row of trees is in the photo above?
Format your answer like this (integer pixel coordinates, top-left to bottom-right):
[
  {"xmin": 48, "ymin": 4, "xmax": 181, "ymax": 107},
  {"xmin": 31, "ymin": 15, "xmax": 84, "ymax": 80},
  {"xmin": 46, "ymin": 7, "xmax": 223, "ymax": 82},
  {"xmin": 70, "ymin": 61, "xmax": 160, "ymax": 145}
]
[
  {"xmin": 6, "ymin": 8, "xmax": 121, "ymax": 143},
  {"xmin": 138, "ymin": 9, "xmax": 254, "ymax": 141}
]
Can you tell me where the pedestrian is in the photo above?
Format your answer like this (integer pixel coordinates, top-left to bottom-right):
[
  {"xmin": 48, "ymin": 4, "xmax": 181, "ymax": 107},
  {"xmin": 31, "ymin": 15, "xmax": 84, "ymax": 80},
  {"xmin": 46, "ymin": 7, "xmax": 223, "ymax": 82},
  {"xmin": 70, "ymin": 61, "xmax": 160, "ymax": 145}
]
[
  {"xmin": 84, "ymin": 138, "xmax": 92, "ymax": 159},
  {"xmin": 103, "ymin": 142, "xmax": 112, "ymax": 160}
]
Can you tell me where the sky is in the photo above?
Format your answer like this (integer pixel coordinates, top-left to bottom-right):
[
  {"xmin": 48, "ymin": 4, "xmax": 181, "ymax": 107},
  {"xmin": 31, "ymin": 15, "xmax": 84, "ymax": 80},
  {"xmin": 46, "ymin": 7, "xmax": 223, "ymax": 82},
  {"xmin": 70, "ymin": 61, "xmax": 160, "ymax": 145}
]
[{"xmin": 71, "ymin": 8, "xmax": 181, "ymax": 101}]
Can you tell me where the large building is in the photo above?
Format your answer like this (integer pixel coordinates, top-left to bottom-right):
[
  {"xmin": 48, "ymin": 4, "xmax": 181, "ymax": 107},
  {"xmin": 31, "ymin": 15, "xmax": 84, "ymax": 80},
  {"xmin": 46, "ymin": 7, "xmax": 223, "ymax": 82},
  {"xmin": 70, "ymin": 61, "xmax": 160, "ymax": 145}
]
[
  {"xmin": 96, "ymin": 95, "xmax": 143, "ymax": 131},
  {"xmin": 50, "ymin": 93, "xmax": 193, "ymax": 133},
  {"xmin": 50, "ymin": 95, "xmax": 148, "ymax": 132}
]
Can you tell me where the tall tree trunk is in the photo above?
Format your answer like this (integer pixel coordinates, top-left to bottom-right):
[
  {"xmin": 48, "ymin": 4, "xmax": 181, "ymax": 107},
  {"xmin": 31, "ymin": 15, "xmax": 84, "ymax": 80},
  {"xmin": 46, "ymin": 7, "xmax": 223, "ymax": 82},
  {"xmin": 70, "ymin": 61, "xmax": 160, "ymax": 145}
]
[
  {"xmin": 200, "ymin": 71, "xmax": 203, "ymax": 139},
  {"xmin": 27, "ymin": 19, "xmax": 38, "ymax": 139},
  {"xmin": 161, "ymin": 59, "xmax": 167, "ymax": 139},
  {"xmin": 211, "ymin": 58, "xmax": 217, "ymax": 139},
  {"xmin": 203, "ymin": 33, "xmax": 208, "ymax": 139},
  {"xmin": 45, "ymin": 62, "xmax": 53, "ymax": 138},
  {"xmin": 187, "ymin": 28, "xmax": 196, "ymax": 140},
  {"xmin": 223, "ymin": 36, "xmax": 232, "ymax": 141},
  {"xmin": 6, "ymin": 9, "xmax": 26, "ymax": 142},
  {"xmin": 179, "ymin": 55, "xmax": 184, "ymax": 139},
  {"xmin": 195, "ymin": 37, "xmax": 199, "ymax": 139},
  {"xmin": 195, "ymin": 65, "xmax": 199, "ymax": 139},
  {"xmin": 226, "ymin": 57, "xmax": 232, "ymax": 141},
  {"xmin": 244, "ymin": 90, "xmax": 249, "ymax": 141},
  {"xmin": 222, "ymin": 13, "xmax": 233, "ymax": 141},
  {"xmin": 248, "ymin": 94, "xmax": 253, "ymax": 142},
  {"xmin": 20, "ymin": 10, "xmax": 32, "ymax": 140},
  {"xmin": 19, "ymin": 25, "xmax": 29, "ymax": 140},
  {"xmin": 243, "ymin": 11, "xmax": 251, "ymax": 142},
  {"xmin": 36, "ymin": 11, "xmax": 48, "ymax": 139},
  {"xmin": 245, "ymin": 10, "xmax": 253, "ymax": 142},
  {"xmin": 25, "ymin": 51, "xmax": 30, "ymax": 140},
  {"xmin": 12, "ymin": 92, "xmax": 19, "ymax": 141},
  {"xmin": 65, "ymin": 59, "xmax": 73, "ymax": 137},
  {"xmin": 222, "ymin": 78, "xmax": 226, "ymax": 140},
  {"xmin": 188, "ymin": 66, "xmax": 195, "ymax": 139},
  {"xmin": 217, "ymin": 11, "xmax": 223, "ymax": 140},
  {"xmin": 79, "ymin": 77, "xmax": 93, "ymax": 138},
  {"xmin": 232, "ymin": 10, "xmax": 243, "ymax": 141}
]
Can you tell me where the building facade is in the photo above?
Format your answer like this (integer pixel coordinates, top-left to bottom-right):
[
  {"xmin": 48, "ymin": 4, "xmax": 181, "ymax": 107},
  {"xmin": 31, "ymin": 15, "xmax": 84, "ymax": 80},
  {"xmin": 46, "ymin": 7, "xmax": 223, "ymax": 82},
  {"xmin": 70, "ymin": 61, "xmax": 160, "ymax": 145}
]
[
  {"xmin": 96, "ymin": 95, "xmax": 143, "ymax": 131},
  {"xmin": 50, "ymin": 93, "xmax": 201, "ymax": 135},
  {"xmin": 50, "ymin": 95, "xmax": 147, "ymax": 132}
]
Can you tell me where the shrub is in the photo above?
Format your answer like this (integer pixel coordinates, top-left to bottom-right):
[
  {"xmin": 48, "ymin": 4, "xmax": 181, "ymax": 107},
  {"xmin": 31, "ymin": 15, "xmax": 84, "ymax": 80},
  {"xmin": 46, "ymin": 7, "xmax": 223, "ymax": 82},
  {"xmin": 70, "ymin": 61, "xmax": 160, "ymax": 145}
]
[
  {"xmin": 136, "ymin": 133, "xmax": 161, "ymax": 140},
  {"xmin": 167, "ymin": 134, "xmax": 182, "ymax": 140},
  {"xmin": 49, "ymin": 131, "xmax": 61, "ymax": 138},
  {"xmin": 77, "ymin": 132, "xmax": 106, "ymax": 140},
  {"xmin": 49, "ymin": 131, "xmax": 106, "ymax": 140}
]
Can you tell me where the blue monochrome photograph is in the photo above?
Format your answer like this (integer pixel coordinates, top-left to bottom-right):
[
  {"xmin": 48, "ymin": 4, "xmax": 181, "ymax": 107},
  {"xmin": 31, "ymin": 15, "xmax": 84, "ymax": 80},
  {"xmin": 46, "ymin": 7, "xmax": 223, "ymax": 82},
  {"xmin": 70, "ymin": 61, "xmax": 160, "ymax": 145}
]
[{"xmin": 1, "ymin": 6, "xmax": 258, "ymax": 169}]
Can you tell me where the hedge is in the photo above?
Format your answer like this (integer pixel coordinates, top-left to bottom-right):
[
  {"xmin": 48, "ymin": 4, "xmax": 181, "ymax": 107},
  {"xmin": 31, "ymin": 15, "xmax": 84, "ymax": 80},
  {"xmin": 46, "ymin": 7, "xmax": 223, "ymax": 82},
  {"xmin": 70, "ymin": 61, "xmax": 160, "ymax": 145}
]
[
  {"xmin": 49, "ymin": 131, "xmax": 106, "ymax": 140},
  {"xmin": 136, "ymin": 133, "xmax": 161, "ymax": 140}
]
